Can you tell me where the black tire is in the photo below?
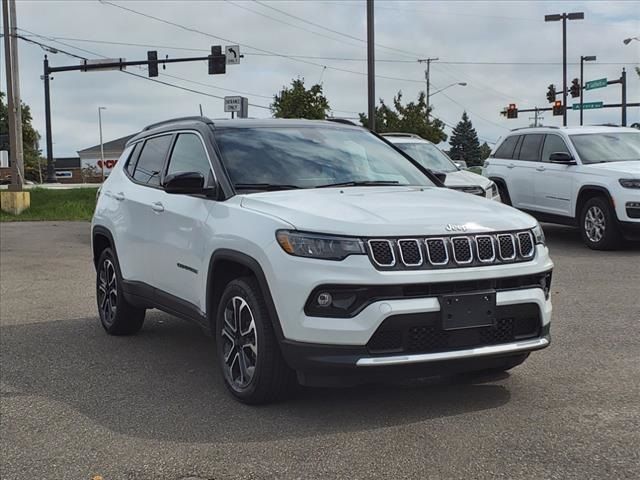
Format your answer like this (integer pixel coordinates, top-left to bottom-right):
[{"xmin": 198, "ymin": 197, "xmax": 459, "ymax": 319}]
[
  {"xmin": 96, "ymin": 247, "xmax": 145, "ymax": 335},
  {"xmin": 497, "ymin": 182, "xmax": 512, "ymax": 206},
  {"xmin": 579, "ymin": 196, "xmax": 621, "ymax": 250},
  {"xmin": 216, "ymin": 277, "xmax": 295, "ymax": 404}
]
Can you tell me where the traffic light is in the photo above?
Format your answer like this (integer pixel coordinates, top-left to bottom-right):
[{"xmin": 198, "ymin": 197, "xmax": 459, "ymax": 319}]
[
  {"xmin": 506, "ymin": 103, "xmax": 518, "ymax": 119},
  {"xmin": 208, "ymin": 45, "xmax": 226, "ymax": 75},
  {"xmin": 553, "ymin": 100, "xmax": 564, "ymax": 116},
  {"xmin": 546, "ymin": 84, "xmax": 557, "ymax": 103},
  {"xmin": 570, "ymin": 78, "xmax": 581, "ymax": 98},
  {"xmin": 147, "ymin": 50, "xmax": 158, "ymax": 77}
]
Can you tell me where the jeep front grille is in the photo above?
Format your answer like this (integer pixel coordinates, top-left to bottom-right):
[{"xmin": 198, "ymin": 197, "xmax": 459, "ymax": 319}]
[{"xmin": 366, "ymin": 231, "xmax": 536, "ymax": 270}]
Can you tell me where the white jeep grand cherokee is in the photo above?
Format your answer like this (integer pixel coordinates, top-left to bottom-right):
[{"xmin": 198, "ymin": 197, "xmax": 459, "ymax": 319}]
[
  {"xmin": 484, "ymin": 126, "xmax": 640, "ymax": 249},
  {"xmin": 92, "ymin": 117, "xmax": 553, "ymax": 404}
]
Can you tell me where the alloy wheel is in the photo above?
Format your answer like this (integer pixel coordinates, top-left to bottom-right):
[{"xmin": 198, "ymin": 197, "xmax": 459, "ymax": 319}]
[
  {"xmin": 97, "ymin": 258, "xmax": 118, "ymax": 326},
  {"xmin": 584, "ymin": 205, "xmax": 606, "ymax": 243},
  {"xmin": 221, "ymin": 296, "xmax": 258, "ymax": 390}
]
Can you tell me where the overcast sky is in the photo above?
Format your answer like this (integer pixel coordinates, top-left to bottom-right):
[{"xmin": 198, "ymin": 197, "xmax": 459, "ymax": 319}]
[{"xmin": 2, "ymin": 0, "xmax": 639, "ymax": 156}]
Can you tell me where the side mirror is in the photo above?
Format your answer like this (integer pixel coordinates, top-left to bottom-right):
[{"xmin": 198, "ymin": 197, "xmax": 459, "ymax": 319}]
[
  {"xmin": 430, "ymin": 170, "xmax": 447, "ymax": 185},
  {"xmin": 164, "ymin": 171, "xmax": 207, "ymax": 195},
  {"xmin": 549, "ymin": 152, "xmax": 576, "ymax": 165}
]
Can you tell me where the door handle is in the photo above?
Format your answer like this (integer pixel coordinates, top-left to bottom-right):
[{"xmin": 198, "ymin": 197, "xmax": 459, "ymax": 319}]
[
  {"xmin": 113, "ymin": 192, "xmax": 125, "ymax": 201},
  {"xmin": 507, "ymin": 163, "xmax": 515, "ymax": 169},
  {"xmin": 151, "ymin": 201, "xmax": 164, "ymax": 213},
  {"xmin": 536, "ymin": 166, "xmax": 546, "ymax": 172}
]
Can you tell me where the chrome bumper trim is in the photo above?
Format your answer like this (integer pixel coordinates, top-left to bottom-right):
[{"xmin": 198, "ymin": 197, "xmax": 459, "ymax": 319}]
[{"xmin": 356, "ymin": 336, "xmax": 549, "ymax": 367}]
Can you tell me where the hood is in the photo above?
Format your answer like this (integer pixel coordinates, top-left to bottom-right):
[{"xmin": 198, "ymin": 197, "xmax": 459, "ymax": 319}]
[
  {"xmin": 240, "ymin": 186, "xmax": 535, "ymax": 237},
  {"xmin": 444, "ymin": 170, "xmax": 492, "ymax": 188},
  {"xmin": 582, "ymin": 160, "xmax": 640, "ymax": 175}
]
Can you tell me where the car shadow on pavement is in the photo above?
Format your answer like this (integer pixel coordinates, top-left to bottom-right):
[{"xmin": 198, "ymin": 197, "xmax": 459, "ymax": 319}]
[
  {"xmin": 542, "ymin": 223, "xmax": 640, "ymax": 253},
  {"xmin": 1, "ymin": 314, "xmax": 511, "ymax": 443}
]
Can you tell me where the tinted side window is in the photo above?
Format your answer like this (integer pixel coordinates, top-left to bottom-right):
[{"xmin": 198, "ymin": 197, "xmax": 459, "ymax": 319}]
[
  {"xmin": 541, "ymin": 134, "xmax": 570, "ymax": 162},
  {"xmin": 132, "ymin": 135, "xmax": 173, "ymax": 186},
  {"xmin": 518, "ymin": 134, "xmax": 544, "ymax": 161},
  {"xmin": 125, "ymin": 142, "xmax": 143, "ymax": 176},
  {"xmin": 166, "ymin": 133, "xmax": 212, "ymax": 179},
  {"xmin": 494, "ymin": 135, "xmax": 519, "ymax": 159}
]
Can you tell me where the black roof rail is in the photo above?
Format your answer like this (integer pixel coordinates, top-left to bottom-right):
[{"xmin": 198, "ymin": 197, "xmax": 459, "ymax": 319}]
[
  {"xmin": 326, "ymin": 118, "xmax": 359, "ymax": 126},
  {"xmin": 381, "ymin": 132, "xmax": 424, "ymax": 139},
  {"xmin": 509, "ymin": 126, "xmax": 559, "ymax": 132},
  {"xmin": 143, "ymin": 116, "xmax": 212, "ymax": 131}
]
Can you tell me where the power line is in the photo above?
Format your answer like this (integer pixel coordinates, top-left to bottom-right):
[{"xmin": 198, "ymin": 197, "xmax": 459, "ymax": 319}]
[
  {"xmin": 252, "ymin": 0, "xmax": 425, "ymax": 59},
  {"xmin": 16, "ymin": 29, "xmax": 273, "ymax": 109},
  {"xmin": 97, "ymin": 0, "xmax": 426, "ymax": 84},
  {"xmin": 223, "ymin": 0, "xmax": 366, "ymax": 51}
]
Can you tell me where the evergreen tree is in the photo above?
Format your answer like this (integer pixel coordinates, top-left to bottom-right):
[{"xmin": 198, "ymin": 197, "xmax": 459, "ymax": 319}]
[
  {"xmin": 479, "ymin": 142, "xmax": 492, "ymax": 162},
  {"xmin": 449, "ymin": 111, "xmax": 481, "ymax": 166},
  {"xmin": 271, "ymin": 78, "xmax": 331, "ymax": 119},
  {"xmin": 359, "ymin": 91, "xmax": 447, "ymax": 144}
]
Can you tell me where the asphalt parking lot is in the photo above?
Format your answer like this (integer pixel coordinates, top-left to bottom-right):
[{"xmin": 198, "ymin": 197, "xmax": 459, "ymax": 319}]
[{"xmin": 1, "ymin": 222, "xmax": 639, "ymax": 480}]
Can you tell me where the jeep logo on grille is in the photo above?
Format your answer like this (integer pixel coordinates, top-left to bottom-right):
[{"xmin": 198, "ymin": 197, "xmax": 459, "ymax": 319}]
[{"xmin": 445, "ymin": 224, "xmax": 467, "ymax": 232}]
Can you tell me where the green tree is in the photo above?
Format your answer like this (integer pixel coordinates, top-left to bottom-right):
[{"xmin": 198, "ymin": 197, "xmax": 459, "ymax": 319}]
[
  {"xmin": 479, "ymin": 142, "xmax": 492, "ymax": 162},
  {"xmin": 271, "ymin": 78, "xmax": 331, "ymax": 119},
  {"xmin": 448, "ymin": 111, "xmax": 481, "ymax": 166},
  {"xmin": 359, "ymin": 91, "xmax": 447, "ymax": 144},
  {"xmin": 0, "ymin": 91, "xmax": 44, "ymax": 182}
]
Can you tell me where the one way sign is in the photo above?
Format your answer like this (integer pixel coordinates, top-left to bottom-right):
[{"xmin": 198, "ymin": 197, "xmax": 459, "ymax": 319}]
[{"xmin": 226, "ymin": 45, "xmax": 240, "ymax": 65}]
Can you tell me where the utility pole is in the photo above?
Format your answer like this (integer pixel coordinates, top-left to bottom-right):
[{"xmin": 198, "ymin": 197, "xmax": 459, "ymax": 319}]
[
  {"xmin": 43, "ymin": 55, "xmax": 56, "ymax": 183},
  {"xmin": 2, "ymin": 0, "xmax": 24, "ymax": 188},
  {"xmin": 366, "ymin": 0, "xmax": 375, "ymax": 132},
  {"xmin": 545, "ymin": 12, "xmax": 584, "ymax": 127},
  {"xmin": 98, "ymin": 107, "xmax": 106, "ymax": 182},
  {"xmin": 580, "ymin": 55, "xmax": 596, "ymax": 126},
  {"xmin": 418, "ymin": 57, "xmax": 439, "ymax": 121},
  {"xmin": 529, "ymin": 108, "xmax": 544, "ymax": 127}
]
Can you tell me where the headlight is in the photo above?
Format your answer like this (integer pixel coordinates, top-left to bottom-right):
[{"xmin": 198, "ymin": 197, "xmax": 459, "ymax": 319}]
[
  {"xmin": 532, "ymin": 223, "xmax": 546, "ymax": 245},
  {"xmin": 276, "ymin": 230, "xmax": 365, "ymax": 260},
  {"xmin": 487, "ymin": 181, "xmax": 498, "ymax": 197},
  {"xmin": 619, "ymin": 178, "xmax": 640, "ymax": 189}
]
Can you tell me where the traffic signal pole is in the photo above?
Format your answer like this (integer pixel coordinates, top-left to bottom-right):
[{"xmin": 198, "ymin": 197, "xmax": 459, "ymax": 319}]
[
  {"xmin": 41, "ymin": 51, "xmax": 224, "ymax": 182},
  {"xmin": 580, "ymin": 56, "xmax": 584, "ymax": 126}
]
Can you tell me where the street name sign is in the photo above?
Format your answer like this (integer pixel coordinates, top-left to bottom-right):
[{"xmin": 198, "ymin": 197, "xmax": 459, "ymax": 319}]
[
  {"xmin": 585, "ymin": 78, "xmax": 607, "ymax": 90},
  {"xmin": 572, "ymin": 101, "xmax": 603, "ymax": 110}
]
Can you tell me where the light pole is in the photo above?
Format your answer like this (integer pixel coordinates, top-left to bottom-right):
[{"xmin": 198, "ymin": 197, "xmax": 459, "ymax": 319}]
[
  {"xmin": 366, "ymin": 0, "xmax": 375, "ymax": 131},
  {"xmin": 580, "ymin": 55, "xmax": 596, "ymax": 126},
  {"xmin": 98, "ymin": 106, "xmax": 106, "ymax": 182},
  {"xmin": 430, "ymin": 82, "xmax": 467, "ymax": 98},
  {"xmin": 545, "ymin": 12, "xmax": 584, "ymax": 126}
]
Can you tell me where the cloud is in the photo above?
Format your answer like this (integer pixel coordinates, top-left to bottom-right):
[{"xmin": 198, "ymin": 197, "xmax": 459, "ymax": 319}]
[{"xmin": 3, "ymin": 0, "xmax": 639, "ymax": 155}]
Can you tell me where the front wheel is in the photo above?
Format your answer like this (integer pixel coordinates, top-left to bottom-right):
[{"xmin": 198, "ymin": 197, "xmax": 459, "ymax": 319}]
[
  {"xmin": 216, "ymin": 277, "xmax": 295, "ymax": 404},
  {"xmin": 580, "ymin": 197, "xmax": 621, "ymax": 250}
]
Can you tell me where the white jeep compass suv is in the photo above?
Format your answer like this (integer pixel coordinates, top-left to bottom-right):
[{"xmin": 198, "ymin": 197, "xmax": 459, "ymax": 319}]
[
  {"xmin": 484, "ymin": 126, "xmax": 640, "ymax": 249},
  {"xmin": 92, "ymin": 117, "xmax": 553, "ymax": 404}
]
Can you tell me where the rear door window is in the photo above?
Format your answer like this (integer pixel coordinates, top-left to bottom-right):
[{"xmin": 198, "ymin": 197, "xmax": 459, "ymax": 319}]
[
  {"xmin": 518, "ymin": 134, "xmax": 544, "ymax": 161},
  {"xmin": 494, "ymin": 135, "xmax": 519, "ymax": 159},
  {"xmin": 132, "ymin": 135, "xmax": 173, "ymax": 186}
]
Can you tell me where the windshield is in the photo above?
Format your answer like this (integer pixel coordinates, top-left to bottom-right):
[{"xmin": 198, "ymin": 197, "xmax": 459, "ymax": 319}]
[
  {"xmin": 570, "ymin": 132, "xmax": 640, "ymax": 164},
  {"xmin": 393, "ymin": 142, "xmax": 458, "ymax": 173},
  {"xmin": 215, "ymin": 126, "xmax": 436, "ymax": 190}
]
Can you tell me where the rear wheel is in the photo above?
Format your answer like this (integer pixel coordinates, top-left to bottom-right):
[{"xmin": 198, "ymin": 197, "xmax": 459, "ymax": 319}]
[
  {"xmin": 579, "ymin": 196, "xmax": 621, "ymax": 250},
  {"xmin": 216, "ymin": 277, "xmax": 295, "ymax": 404},
  {"xmin": 96, "ymin": 248, "xmax": 145, "ymax": 335}
]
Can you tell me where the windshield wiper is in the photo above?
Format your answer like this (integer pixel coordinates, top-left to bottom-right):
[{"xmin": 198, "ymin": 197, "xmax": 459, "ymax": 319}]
[
  {"xmin": 234, "ymin": 183, "xmax": 302, "ymax": 191},
  {"xmin": 315, "ymin": 180, "xmax": 402, "ymax": 188}
]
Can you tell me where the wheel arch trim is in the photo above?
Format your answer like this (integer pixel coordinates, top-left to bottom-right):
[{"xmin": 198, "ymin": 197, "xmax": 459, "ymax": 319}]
[{"xmin": 576, "ymin": 185, "xmax": 614, "ymax": 218}]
